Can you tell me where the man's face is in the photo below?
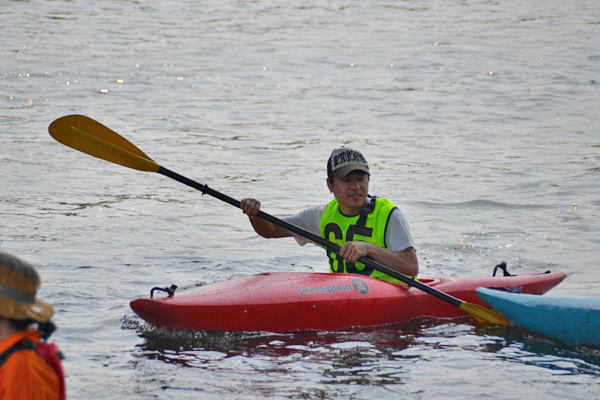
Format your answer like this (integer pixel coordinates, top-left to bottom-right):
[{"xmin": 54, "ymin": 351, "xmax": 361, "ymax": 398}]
[{"xmin": 327, "ymin": 172, "xmax": 369, "ymax": 215}]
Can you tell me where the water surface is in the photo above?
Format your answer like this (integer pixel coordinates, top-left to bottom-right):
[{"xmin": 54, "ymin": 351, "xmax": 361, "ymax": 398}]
[{"xmin": 2, "ymin": 0, "xmax": 600, "ymax": 398}]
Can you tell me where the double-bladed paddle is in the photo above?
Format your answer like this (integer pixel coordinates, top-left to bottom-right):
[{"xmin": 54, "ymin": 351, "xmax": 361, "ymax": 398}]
[{"xmin": 48, "ymin": 115, "xmax": 511, "ymax": 326}]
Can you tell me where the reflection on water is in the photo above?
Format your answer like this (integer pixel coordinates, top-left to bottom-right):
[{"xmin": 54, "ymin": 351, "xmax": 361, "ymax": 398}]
[
  {"xmin": 124, "ymin": 314, "xmax": 600, "ymax": 395},
  {"xmin": 475, "ymin": 324, "xmax": 600, "ymax": 376}
]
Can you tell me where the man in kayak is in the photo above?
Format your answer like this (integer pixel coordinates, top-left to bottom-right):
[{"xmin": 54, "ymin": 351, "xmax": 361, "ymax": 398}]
[
  {"xmin": 0, "ymin": 252, "xmax": 66, "ymax": 400},
  {"xmin": 240, "ymin": 146, "xmax": 418, "ymax": 281}
]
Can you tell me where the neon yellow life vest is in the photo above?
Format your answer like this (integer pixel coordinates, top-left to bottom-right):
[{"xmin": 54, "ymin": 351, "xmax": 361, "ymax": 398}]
[{"xmin": 319, "ymin": 196, "xmax": 403, "ymax": 283}]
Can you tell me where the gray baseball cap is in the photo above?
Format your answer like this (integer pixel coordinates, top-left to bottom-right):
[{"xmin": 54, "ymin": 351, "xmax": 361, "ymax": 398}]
[{"xmin": 327, "ymin": 147, "xmax": 370, "ymax": 179}]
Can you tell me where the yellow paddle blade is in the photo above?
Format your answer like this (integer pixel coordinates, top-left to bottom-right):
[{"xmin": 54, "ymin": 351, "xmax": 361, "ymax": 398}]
[
  {"xmin": 460, "ymin": 302, "xmax": 512, "ymax": 326},
  {"xmin": 49, "ymin": 115, "xmax": 160, "ymax": 173}
]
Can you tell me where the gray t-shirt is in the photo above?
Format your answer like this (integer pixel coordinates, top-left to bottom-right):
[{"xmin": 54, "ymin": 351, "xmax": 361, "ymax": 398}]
[{"xmin": 283, "ymin": 198, "xmax": 415, "ymax": 252}]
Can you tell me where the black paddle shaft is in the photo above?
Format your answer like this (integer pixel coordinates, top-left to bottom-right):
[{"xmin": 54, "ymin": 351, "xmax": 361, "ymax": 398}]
[{"xmin": 158, "ymin": 166, "xmax": 464, "ymax": 308}]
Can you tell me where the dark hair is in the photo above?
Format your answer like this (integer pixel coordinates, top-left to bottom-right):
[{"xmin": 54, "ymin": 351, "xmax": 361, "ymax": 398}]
[
  {"xmin": 8, "ymin": 318, "xmax": 33, "ymax": 332},
  {"xmin": 6, "ymin": 318, "xmax": 56, "ymax": 340}
]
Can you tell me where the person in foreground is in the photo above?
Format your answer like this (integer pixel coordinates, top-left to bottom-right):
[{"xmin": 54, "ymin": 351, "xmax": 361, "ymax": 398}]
[
  {"xmin": 240, "ymin": 147, "xmax": 418, "ymax": 281},
  {"xmin": 0, "ymin": 252, "xmax": 66, "ymax": 400}
]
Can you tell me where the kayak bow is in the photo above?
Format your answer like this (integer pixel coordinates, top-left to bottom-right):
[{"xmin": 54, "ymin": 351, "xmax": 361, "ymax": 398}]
[{"xmin": 476, "ymin": 287, "xmax": 600, "ymax": 348}]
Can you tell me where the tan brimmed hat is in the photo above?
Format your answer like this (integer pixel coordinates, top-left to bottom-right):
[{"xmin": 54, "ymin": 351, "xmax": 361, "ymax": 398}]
[
  {"xmin": 0, "ymin": 252, "xmax": 53, "ymax": 322},
  {"xmin": 327, "ymin": 147, "xmax": 370, "ymax": 179}
]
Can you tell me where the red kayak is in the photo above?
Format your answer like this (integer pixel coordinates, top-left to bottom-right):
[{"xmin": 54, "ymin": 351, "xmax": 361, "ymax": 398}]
[{"xmin": 130, "ymin": 270, "xmax": 566, "ymax": 332}]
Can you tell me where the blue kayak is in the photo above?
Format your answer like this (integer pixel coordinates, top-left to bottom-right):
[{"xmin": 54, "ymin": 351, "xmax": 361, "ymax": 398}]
[{"xmin": 476, "ymin": 288, "xmax": 600, "ymax": 348}]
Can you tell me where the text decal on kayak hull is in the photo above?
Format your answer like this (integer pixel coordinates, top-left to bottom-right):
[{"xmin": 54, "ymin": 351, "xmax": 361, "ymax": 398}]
[{"xmin": 297, "ymin": 278, "xmax": 370, "ymax": 297}]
